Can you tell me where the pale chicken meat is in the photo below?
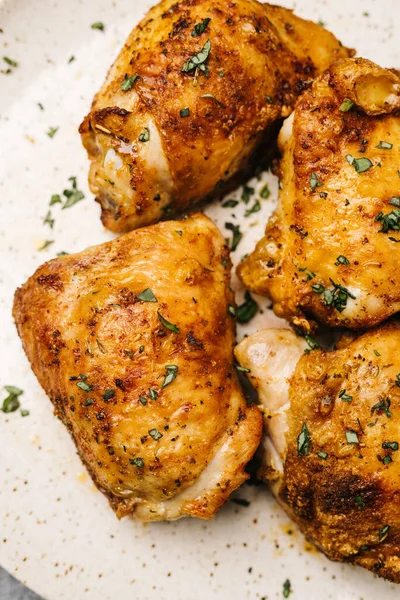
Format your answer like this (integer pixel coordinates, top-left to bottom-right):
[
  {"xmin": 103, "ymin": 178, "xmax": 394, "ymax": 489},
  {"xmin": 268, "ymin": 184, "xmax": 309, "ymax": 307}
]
[
  {"xmin": 239, "ymin": 58, "xmax": 400, "ymax": 331},
  {"xmin": 79, "ymin": 0, "xmax": 352, "ymax": 233},
  {"xmin": 13, "ymin": 214, "xmax": 262, "ymax": 521},
  {"xmin": 236, "ymin": 324, "xmax": 400, "ymax": 583}
]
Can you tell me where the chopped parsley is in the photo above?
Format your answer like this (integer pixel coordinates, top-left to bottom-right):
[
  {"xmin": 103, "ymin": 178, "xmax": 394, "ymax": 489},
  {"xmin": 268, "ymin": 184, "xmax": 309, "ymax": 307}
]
[
  {"xmin": 137, "ymin": 288, "xmax": 157, "ymax": 302},
  {"xmin": 77, "ymin": 380, "xmax": 93, "ymax": 392},
  {"xmin": 180, "ymin": 107, "xmax": 190, "ymax": 118},
  {"xmin": 376, "ymin": 141, "xmax": 392, "ymax": 149},
  {"xmin": 139, "ymin": 396, "xmax": 147, "ymax": 405},
  {"xmin": 346, "ymin": 155, "xmax": 373, "ymax": 173},
  {"xmin": 372, "ymin": 397, "xmax": 392, "ymax": 418},
  {"xmin": 161, "ymin": 365, "xmax": 178, "ymax": 389},
  {"xmin": 43, "ymin": 210, "xmax": 55, "ymax": 229},
  {"xmin": 382, "ymin": 441, "xmax": 399, "ymax": 451},
  {"xmin": 375, "ymin": 207, "xmax": 400, "ymax": 233},
  {"xmin": 236, "ymin": 291, "xmax": 258, "ymax": 323},
  {"xmin": 339, "ymin": 98, "xmax": 354, "ymax": 112},
  {"xmin": 374, "ymin": 349, "xmax": 381, "ymax": 356},
  {"xmin": 297, "ymin": 266, "xmax": 316, "ymax": 281},
  {"xmin": 120, "ymin": 74, "xmax": 139, "ymax": 91},
  {"xmin": 130, "ymin": 457, "xmax": 144, "ymax": 468},
  {"xmin": 310, "ymin": 172, "xmax": 323, "ymax": 190},
  {"xmin": 312, "ymin": 279, "xmax": 355, "ymax": 312},
  {"xmin": 225, "ymin": 222, "xmax": 242, "ymax": 251},
  {"xmin": 260, "ymin": 184, "xmax": 270, "ymax": 199},
  {"xmin": 157, "ymin": 311, "xmax": 180, "ymax": 333},
  {"xmin": 182, "ymin": 39, "xmax": 211, "ymax": 74},
  {"xmin": 149, "ymin": 389, "xmax": 158, "ymax": 401},
  {"xmin": 50, "ymin": 194, "xmax": 61, "ymax": 205},
  {"xmin": 138, "ymin": 127, "xmax": 150, "ymax": 142},
  {"xmin": 228, "ymin": 305, "xmax": 236, "ymax": 317},
  {"xmin": 378, "ymin": 524, "xmax": 390, "ymax": 541},
  {"xmin": 62, "ymin": 176, "xmax": 85, "ymax": 209},
  {"xmin": 1, "ymin": 386, "xmax": 23, "ymax": 413},
  {"xmin": 389, "ymin": 197, "xmax": 400, "ymax": 207},
  {"xmin": 68, "ymin": 56, "xmax": 75, "ymax": 64},
  {"xmin": 305, "ymin": 334, "xmax": 319, "ymax": 350},
  {"xmin": 236, "ymin": 365, "xmax": 250, "ymax": 373},
  {"xmin": 316, "ymin": 450, "xmax": 328, "ymax": 460},
  {"xmin": 222, "ymin": 199, "xmax": 238, "ymax": 208},
  {"xmin": 47, "ymin": 126, "xmax": 59, "ymax": 138},
  {"xmin": 148, "ymin": 428, "xmax": 163, "ymax": 441},
  {"xmin": 297, "ymin": 423, "xmax": 310, "ymax": 456},
  {"xmin": 312, "ymin": 283, "xmax": 325, "ymax": 294},
  {"xmin": 245, "ymin": 200, "xmax": 261, "ymax": 217},
  {"xmin": 335, "ymin": 255, "xmax": 350, "ymax": 266},
  {"xmin": 265, "ymin": 95, "xmax": 274, "ymax": 104},
  {"xmin": 283, "ymin": 579, "xmax": 292, "ymax": 598},
  {"xmin": 3, "ymin": 56, "xmax": 18, "ymax": 68},
  {"xmin": 38, "ymin": 240, "xmax": 54, "ymax": 251},
  {"xmin": 102, "ymin": 389, "xmax": 115, "ymax": 401},
  {"xmin": 345, "ymin": 430, "xmax": 359, "ymax": 444},
  {"xmin": 339, "ymin": 389, "xmax": 353, "ymax": 402},
  {"xmin": 241, "ymin": 185, "xmax": 254, "ymax": 204},
  {"xmin": 91, "ymin": 22, "xmax": 105, "ymax": 31},
  {"xmin": 191, "ymin": 17, "xmax": 211, "ymax": 37},
  {"xmin": 355, "ymin": 495, "xmax": 365, "ymax": 508}
]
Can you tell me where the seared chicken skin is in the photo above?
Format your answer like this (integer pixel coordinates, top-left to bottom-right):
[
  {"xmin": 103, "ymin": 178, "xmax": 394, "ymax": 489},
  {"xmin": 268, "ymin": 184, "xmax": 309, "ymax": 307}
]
[
  {"xmin": 80, "ymin": 0, "xmax": 351, "ymax": 233},
  {"xmin": 236, "ymin": 324, "xmax": 400, "ymax": 583},
  {"xmin": 239, "ymin": 58, "xmax": 400, "ymax": 331},
  {"xmin": 13, "ymin": 214, "xmax": 262, "ymax": 521}
]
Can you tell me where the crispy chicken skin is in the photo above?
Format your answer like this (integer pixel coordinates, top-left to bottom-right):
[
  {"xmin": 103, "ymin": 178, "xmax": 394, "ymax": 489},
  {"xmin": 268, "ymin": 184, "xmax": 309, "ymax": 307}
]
[
  {"xmin": 236, "ymin": 324, "xmax": 400, "ymax": 583},
  {"xmin": 13, "ymin": 214, "xmax": 262, "ymax": 521},
  {"xmin": 79, "ymin": 0, "xmax": 351, "ymax": 233},
  {"xmin": 238, "ymin": 58, "xmax": 400, "ymax": 331}
]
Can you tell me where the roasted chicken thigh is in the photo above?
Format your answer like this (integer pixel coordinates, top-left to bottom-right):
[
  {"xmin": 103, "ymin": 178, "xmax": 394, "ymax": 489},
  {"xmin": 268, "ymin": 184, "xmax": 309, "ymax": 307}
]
[
  {"xmin": 80, "ymin": 0, "xmax": 351, "ymax": 232},
  {"xmin": 236, "ymin": 324, "xmax": 400, "ymax": 583},
  {"xmin": 239, "ymin": 58, "xmax": 400, "ymax": 331},
  {"xmin": 13, "ymin": 214, "xmax": 262, "ymax": 521}
]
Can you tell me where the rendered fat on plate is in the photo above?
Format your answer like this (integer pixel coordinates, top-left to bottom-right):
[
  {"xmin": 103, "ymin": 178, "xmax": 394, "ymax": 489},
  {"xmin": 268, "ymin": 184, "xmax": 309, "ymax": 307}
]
[
  {"xmin": 239, "ymin": 58, "xmax": 400, "ymax": 331},
  {"xmin": 79, "ymin": 0, "xmax": 352, "ymax": 233},
  {"xmin": 235, "ymin": 325, "xmax": 400, "ymax": 583},
  {"xmin": 13, "ymin": 214, "xmax": 262, "ymax": 521}
]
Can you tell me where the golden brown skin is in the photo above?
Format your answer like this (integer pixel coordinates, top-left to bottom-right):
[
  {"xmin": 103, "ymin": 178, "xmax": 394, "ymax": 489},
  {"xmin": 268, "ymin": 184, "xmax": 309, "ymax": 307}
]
[
  {"xmin": 236, "ymin": 324, "xmax": 400, "ymax": 583},
  {"xmin": 239, "ymin": 58, "xmax": 400, "ymax": 331},
  {"xmin": 80, "ymin": 0, "xmax": 351, "ymax": 233},
  {"xmin": 13, "ymin": 214, "xmax": 262, "ymax": 521}
]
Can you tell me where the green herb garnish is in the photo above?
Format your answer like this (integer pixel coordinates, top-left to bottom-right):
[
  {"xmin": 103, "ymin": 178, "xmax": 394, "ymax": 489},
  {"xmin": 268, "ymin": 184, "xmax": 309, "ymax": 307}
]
[
  {"xmin": 91, "ymin": 22, "xmax": 105, "ymax": 31},
  {"xmin": 62, "ymin": 176, "xmax": 84, "ymax": 209},
  {"xmin": 182, "ymin": 39, "xmax": 211, "ymax": 74},
  {"xmin": 47, "ymin": 126, "xmax": 59, "ymax": 138},
  {"xmin": 157, "ymin": 311, "xmax": 180, "ymax": 333},
  {"xmin": 245, "ymin": 200, "xmax": 261, "ymax": 217},
  {"xmin": 120, "ymin": 74, "xmax": 139, "ymax": 91},
  {"xmin": 372, "ymin": 397, "xmax": 392, "ymax": 418},
  {"xmin": 1, "ymin": 386, "xmax": 23, "ymax": 413},
  {"xmin": 225, "ymin": 222, "xmax": 242, "ymax": 251},
  {"xmin": 339, "ymin": 98, "xmax": 354, "ymax": 112},
  {"xmin": 102, "ymin": 389, "xmax": 115, "ymax": 401},
  {"xmin": 346, "ymin": 430, "xmax": 359, "ymax": 444},
  {"xmin": 339, "ymin": 389, "xmax": 353, "ymax": 402},
  {"xmin": 376, "ymin": 141, "xmax": 393, "ymax": 149},
  {"xmin": 283, "ymin": 579, "xmax": 292, "ymax": 598},
  {"xmin": 149, "ymin": 428, "xmax": 163, "ymax": 441},
  {"xmin": 297, "ymin": 423, "xmax": 310, "ymax": 456},
  {"xmin": 180, "ymin": 107, "xmax": 190, "ymax": 118},
  {"xmin": 138, "ymin": 127, "xmax": 150, "ymax": 142},
  {"xmin": 241, "ymin": 185, "xmax": 254, "ymax": 204},
  {"xmin": 191, "ymin": 17, "xmax": 211, "ymax": 37},
  {"xmin": 310, "ymin": 172, "xmax": 323, "ymax": 190},
  {"xmin": 161, "ymin": 365, "xmax": 178, "ymax": 389},
  {"xmin": 137, "ymin": 288, "xmax": 157, "ymax": 302},
  {"xmin": 316, "ymin": 450, "xmax": 328, "ymax": 460},
  {"xmin": 130, "ymin": 457, "xmax": 144, "ymax": 468},
  {"xmin": 335, "ymin": 255, "xmax": 350, "ymax": 266},
  {"xmin": 236, "ymin": 291, "xmax": 258, "ymax": 323},
  {"xmin": 260, "ymin": 184, "xmax": 270, "ymax": 199}
]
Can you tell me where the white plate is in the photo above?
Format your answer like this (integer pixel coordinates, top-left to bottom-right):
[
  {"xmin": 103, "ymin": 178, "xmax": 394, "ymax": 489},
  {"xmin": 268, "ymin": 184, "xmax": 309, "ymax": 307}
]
[{"xmin": 1, "ymin": 0, "xmax": 399, "ymax": 598}]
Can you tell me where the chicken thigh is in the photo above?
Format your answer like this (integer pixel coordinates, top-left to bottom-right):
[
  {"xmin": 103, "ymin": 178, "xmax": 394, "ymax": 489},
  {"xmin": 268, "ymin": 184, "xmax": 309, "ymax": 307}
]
[
  {"xmin": 79, "ymin": 0, "xmax": 351, "ymax": 233},
  {"xmin": 239, "ymin": 58, "xmax": 400, "ymax": 331},
  {"xmin": 236, "ymin": 324, "xmax": 400, "ymax": 583},
  {"xmin": 13, "ymin": 214, "xmax": 262, "ymax": 521}
]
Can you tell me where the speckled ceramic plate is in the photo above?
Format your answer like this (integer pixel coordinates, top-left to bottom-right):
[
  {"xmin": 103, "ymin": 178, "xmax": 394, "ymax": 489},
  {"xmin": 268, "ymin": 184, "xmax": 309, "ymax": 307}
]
[{"xmin": 1, "ymin": 0, "xmax": 400, "ymax": 598}]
